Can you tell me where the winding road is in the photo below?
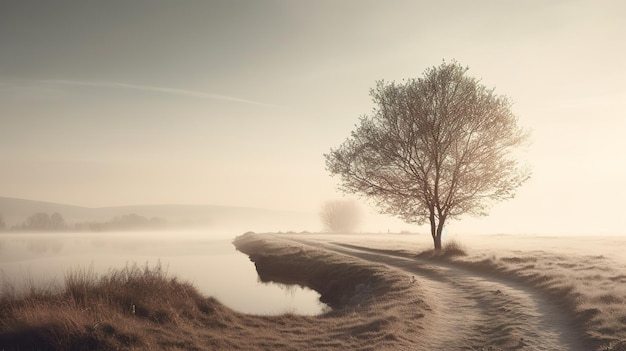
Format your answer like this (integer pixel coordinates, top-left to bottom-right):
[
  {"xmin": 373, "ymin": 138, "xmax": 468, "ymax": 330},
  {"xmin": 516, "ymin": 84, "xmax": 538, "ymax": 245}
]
[{"xmin": 290, "ymin": 237, "xmax": 588, "ymax": 351}]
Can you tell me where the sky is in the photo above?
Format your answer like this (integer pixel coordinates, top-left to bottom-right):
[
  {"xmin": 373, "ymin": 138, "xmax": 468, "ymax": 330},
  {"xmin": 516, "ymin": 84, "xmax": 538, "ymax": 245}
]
[{"xmin": 1, "ymin": 0, "xmax": 625, "ymax": 234}]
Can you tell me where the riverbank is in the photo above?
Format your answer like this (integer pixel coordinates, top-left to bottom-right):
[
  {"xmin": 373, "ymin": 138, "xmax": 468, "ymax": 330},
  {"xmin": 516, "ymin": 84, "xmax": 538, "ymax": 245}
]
[
  {"xmin": 1, "ymin": 232, "xmax": 625, "ymax": 350},
  {"xmin": 0, "ymin": 233, "xmax": 427, "ymax": 350}
]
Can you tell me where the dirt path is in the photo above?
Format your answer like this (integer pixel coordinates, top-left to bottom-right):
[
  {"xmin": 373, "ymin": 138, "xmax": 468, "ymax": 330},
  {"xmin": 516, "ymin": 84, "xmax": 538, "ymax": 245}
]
[{"xmin": 290, "ymin": 237, "xmax": 588, "ymax": 351}]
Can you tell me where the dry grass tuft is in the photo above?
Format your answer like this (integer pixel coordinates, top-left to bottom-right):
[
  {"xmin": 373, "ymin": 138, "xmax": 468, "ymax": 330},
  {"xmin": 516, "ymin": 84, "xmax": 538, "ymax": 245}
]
[
  {"xmin": 416, "ymin": 239, "xmax": 468, "ymax": 258},
  {"xmin": 0, "ymin": 262, "xmax": 224, "ymax": 350},
  {"xmin": 441, "ymin": 240, "xmax": 468, "ymax": 257}
]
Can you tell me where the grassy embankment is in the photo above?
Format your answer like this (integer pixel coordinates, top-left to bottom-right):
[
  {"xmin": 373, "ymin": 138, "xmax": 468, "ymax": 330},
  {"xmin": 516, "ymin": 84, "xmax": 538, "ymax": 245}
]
[
  {"xmin": 441, "ymin": 245, "xmax": 626, "ymax": 349},
  {"xmin": 329, "ymin": 236, "xmax": 626, "ymax": 350},
  {"xmin": 0, "ymin": 233, "xmax": 427, "ymax": 350},
  {"xmin": 2, "ymin": 232, "xmax": 625, "ymax": 350}
]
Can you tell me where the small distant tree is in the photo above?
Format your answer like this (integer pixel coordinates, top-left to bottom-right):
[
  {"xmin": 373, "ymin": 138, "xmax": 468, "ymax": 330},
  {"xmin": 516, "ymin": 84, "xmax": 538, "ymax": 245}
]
[
  {"xmin": 319, "ymin": 200, "xmax": 361, "ymax": 233},
  {"xmin": 49, "ymin": 212, "xmax": 66, "ymax": 230},
  {"xmin": 325, "ymin": 61, "xmax": 530, "ymax": 250},
  {"xmin": 20, "ymin": 212, "xmax": 66, "ymax": 231},
  {"xmin": 0, "ymin": 213, "xmax": 5, "ymax": 231},
  {"xmin": 24, "ymin": 212, "xmax": 51, "ymax": 230}
]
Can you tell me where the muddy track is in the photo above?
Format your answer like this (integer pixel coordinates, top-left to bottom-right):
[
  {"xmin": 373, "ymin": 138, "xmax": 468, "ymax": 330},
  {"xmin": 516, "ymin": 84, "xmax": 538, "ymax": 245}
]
[{"xmin": 289, "ymin": 237, "xmax": 589, "ymax": 351}]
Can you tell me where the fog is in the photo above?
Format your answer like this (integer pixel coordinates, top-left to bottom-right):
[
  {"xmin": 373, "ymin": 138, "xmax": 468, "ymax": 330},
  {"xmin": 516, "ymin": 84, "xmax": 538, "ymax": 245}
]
[
  {"xmin": 1, "ymin": 1, "xmax": 625, "ymax": 238},
  {"xmin": 311, "ymin": 232, "xmax": 626, "ymax": 266},
  {"xmin": 1, "ymin": 2, "xmax": 624, "ymax": 348},
  {"xmin": 0, "ymin": 230, "xmax": 326, "ymax": 315},
  {"xmin": 3, "ymin": 226, "xmax": 624, "ymax": 316}
]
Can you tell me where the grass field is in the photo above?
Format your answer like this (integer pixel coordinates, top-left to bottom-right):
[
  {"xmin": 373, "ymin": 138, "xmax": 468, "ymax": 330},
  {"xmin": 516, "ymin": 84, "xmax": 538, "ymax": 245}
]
[{"xmin": 1, "ymin": 232, "xmax": 625, "ymax": 350}]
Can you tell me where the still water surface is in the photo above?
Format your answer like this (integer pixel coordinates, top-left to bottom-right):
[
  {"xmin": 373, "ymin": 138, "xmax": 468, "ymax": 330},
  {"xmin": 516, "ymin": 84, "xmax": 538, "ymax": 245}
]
[{"xmin": 0, "ymin": 231, "xmax": 326, "ymax": 315}]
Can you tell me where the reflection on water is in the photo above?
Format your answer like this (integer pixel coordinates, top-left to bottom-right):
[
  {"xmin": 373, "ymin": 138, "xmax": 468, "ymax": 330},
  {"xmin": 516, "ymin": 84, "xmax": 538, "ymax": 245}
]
[{"xmin": 0, "ymin": 231, "xmax": 326, "ymax": 315}]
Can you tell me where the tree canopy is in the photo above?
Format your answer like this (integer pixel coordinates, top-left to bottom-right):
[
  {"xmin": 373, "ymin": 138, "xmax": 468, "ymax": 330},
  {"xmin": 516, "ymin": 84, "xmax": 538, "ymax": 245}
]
[{"xmin": 325, "ymin": 61, "xmax": 530, "ymax": 250}]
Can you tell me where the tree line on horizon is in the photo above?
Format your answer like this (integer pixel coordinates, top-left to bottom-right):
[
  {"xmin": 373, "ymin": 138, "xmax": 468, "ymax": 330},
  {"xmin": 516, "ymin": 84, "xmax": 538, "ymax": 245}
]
[{"xmin": 0, "ymin": 212, "xmax": 167, "ymax": 232}]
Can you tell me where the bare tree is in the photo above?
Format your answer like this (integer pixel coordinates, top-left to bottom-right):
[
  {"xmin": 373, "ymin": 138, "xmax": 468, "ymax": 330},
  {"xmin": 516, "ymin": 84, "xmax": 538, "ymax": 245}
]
[
  {"xmin": 24, "ymin": 212, "xmax": 51, "ymax": 230},
  {"xmin": 22, "ymin": 212, "xmax": 66, "ymax": 231},
  {"xmin": 319, "ymin": 200, "xmax": 361, "ymax": 233},
  {"xmin": 49, "ymin": 212, "xmax": 66, "ymax": 230},
  {"xmin": 325, "ymin": 61, "xmax": 530, "ymax": 250}
]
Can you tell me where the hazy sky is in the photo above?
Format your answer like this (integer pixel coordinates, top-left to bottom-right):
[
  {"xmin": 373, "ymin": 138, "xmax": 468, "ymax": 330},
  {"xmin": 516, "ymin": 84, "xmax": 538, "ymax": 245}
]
[{"xmin": 1, "ymin": 1, "xmax": 625, "ymax": 234}]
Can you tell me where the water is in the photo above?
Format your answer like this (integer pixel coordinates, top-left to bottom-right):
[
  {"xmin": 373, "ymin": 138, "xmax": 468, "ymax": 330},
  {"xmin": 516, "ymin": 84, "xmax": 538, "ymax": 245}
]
[{"xmin": 0, "ymin": 231, "xmax": 326, "ymax": 315}]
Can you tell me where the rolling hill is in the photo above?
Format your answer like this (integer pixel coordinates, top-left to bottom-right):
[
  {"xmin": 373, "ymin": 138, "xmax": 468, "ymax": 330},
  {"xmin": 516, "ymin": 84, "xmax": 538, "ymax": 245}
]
[{"xmin": 0, "ymin": 196, "xmax": 318, "ymax": 233}]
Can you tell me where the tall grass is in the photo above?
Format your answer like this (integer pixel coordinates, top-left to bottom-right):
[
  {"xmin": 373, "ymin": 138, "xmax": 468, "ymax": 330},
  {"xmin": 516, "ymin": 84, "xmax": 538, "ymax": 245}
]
[
  {"xmin": 0, "ymin": 262, "xmax": 217, "ymax": 350},
  {"xmin": 416, "ymin": 239, "xmax": 468, "ymax": 258}
]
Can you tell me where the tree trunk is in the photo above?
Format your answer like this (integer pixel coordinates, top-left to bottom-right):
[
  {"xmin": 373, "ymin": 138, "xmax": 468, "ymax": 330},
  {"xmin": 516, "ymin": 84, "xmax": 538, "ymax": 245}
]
[
  {"xmin": 431, "ymin": 215, "xmax": 446, "ymax": 251},
  {"xmin": 429, "ymin": 212, "xmax": 440, "ymax": 250},
  {"xmin": 433, "ymin": 232, "xmax": 442, "ymax": 251}
]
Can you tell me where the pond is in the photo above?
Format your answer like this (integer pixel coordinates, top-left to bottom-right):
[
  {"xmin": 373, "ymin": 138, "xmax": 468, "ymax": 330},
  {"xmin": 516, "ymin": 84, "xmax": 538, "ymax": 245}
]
[{"xmin": 0, "ymin": 231, "xmax": 327, "ymax": 315}]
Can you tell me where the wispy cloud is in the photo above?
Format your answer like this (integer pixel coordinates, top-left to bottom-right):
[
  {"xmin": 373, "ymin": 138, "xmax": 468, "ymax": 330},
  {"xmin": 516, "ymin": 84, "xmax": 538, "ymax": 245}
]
[{"xmin": 37, "ymin": 79, "xmax": 282, "ymax": 108}]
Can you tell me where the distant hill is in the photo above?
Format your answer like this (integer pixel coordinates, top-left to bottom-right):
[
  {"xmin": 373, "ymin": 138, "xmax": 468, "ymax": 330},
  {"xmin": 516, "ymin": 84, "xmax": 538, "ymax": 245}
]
[
  {"xmin": 0, "ymin": 196, "xmax": 319, "ymax": 233},
  {"xmin": 0, "ymin": 197, "xmax": 93, "ymax": 225}
]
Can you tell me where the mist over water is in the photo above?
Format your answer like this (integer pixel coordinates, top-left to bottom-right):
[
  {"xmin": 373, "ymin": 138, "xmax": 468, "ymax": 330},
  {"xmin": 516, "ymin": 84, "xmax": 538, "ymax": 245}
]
[{"xmin": 0, "ymin": 230, "xmax": 326, "ymax": 315}]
